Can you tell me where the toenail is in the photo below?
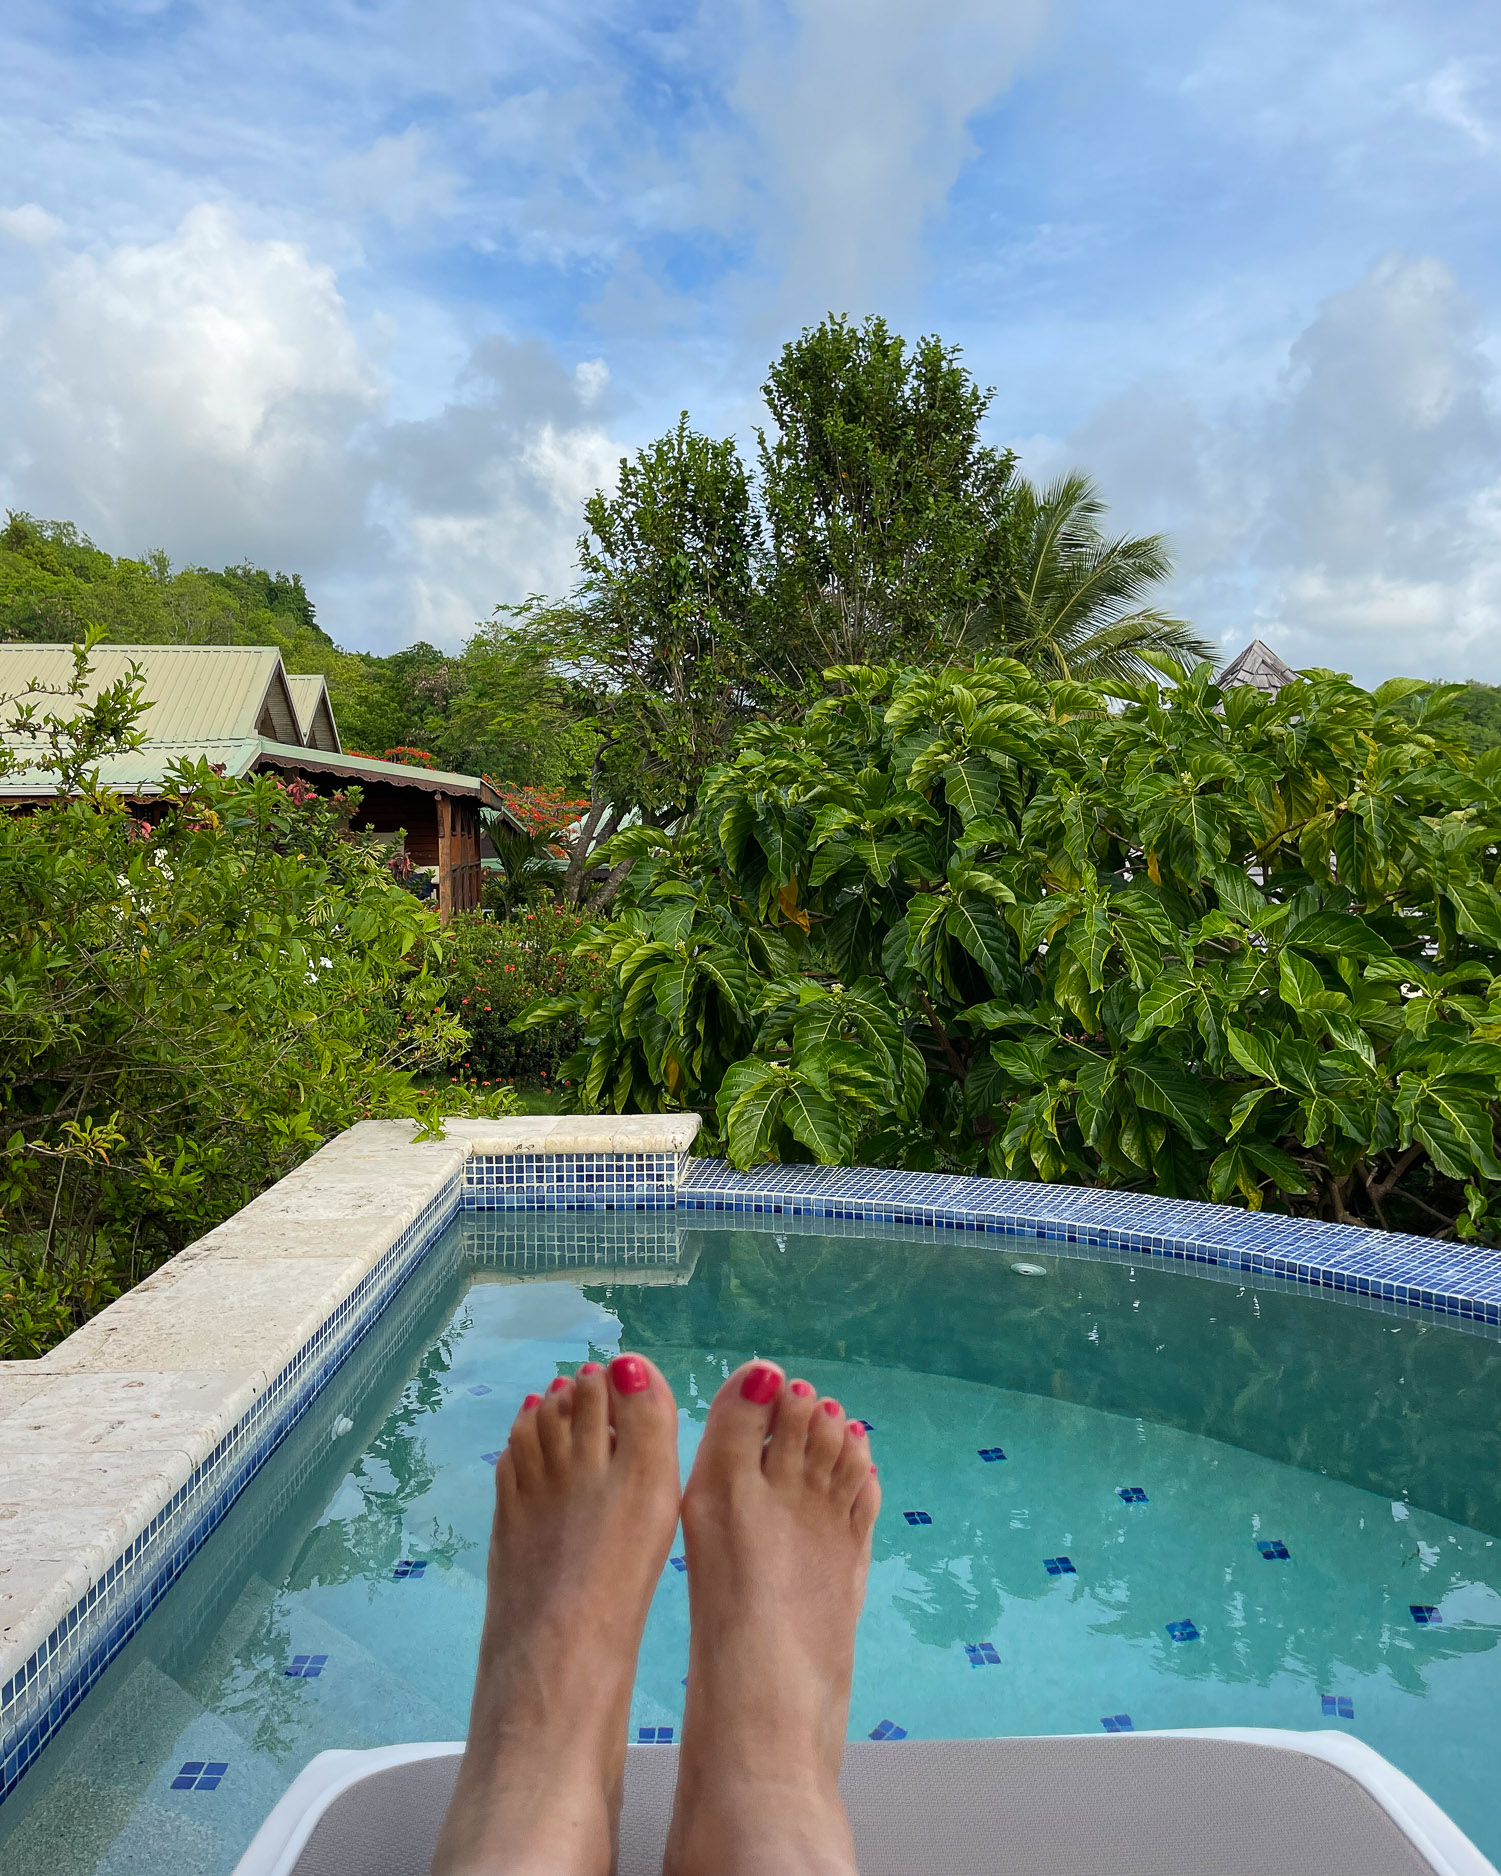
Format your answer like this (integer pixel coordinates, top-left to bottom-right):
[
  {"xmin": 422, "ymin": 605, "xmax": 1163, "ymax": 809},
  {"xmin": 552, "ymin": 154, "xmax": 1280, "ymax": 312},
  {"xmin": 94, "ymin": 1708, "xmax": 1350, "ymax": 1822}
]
[
  {"xmin": 740, "ymin": 1364, "xmax": 781, "ymax": 1404},
  {"xmin": 870, "ymin": 1464, "xmax": 878, "ymax": 1475},
  {"xmin": 548, "ymin": 1376, "xmax": 570, "ymax": 1393},
  {"xmin": 790, "ymin": 1380, "xmax": 815, "ymax": 1398},
  {"xmin": 579, "ymin": 1362, "xmax": 603, "ymax": 1376},
  {"xmin": 522, "ymin": 1393, "xmax": 542, "ymax": 1410},
  {"xmin": 847, "ymin": 1420, "xmax": 866, "ymax": 1437},
  {"xmin": 609, "ymin": 1354, "xmax": 650, "ymax": 1393},
  {"xmin": 821, "ymin": 1399, "xmax": 842, "ymax": 1417}
]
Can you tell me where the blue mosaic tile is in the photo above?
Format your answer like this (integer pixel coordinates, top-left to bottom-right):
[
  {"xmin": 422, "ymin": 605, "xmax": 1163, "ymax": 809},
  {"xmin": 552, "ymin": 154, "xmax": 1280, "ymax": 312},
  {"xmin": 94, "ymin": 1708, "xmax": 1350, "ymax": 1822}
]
[
  {"xmin": 1322, "ymin": 1695, "xmax": 1355, "ymax": 1718},
  {"xmin": 1256, "ymin": 1539, "xmax": 1291, "ymax": 1560},
  {"xmin": 869, "ymin": 1719, "xmax": 908, "ymax": 1741},
  {"xmin": 1044, "ymin": 1556, "xmax": 1076, "ymax": 1576},
  {"xmin": 669, "ymin": 1556, "xmax": 687, "ymax": 1573},
  {"xmin": 1411, "ymin": 1604, "xmax": 1442, "ymax": 1625},
  {"xmin": 903, "ymin": 1511, "xmax": 932, "ymax": 1526},
  {"xmin": 1117, "ymin": 1486, "xmax": 1149, "ymax": 1504},
  {"xmin": 637, "ymin": 1726, "xmax": 674, "ymax": 1743},
  {"xmin": 285, "ymin": 1655, "xmax": 328, "ymax": 1679},
  {"xmin": 1166, "ymin": 1619, "xmax": 1200, "ymax": 1642},
  {"xmin": 481, "ymin": 1451, "xmax": 501, "ymax": 1466},
  {"xmin": 1101, "ymin": 1714, "xmax": 1134, "ymax": 1733},
  {"xmin": 964, "ymin": 1642, "xmax": 1001, "ymax": 1667},
  {"xmin": 978, "ymin": 1447, "xmax": 1007, "ymax": 1463},
  {"xmin": 467, "ymin": 1384, "xmax": 493, "ymax": 1396},
  {"xmin": 171, "ymin": 1761, "xmax": 229, "ymax": 1792},
  {"xmin": 393, "ymin": 1560, "xmax": 427, "ymax": 1580}
]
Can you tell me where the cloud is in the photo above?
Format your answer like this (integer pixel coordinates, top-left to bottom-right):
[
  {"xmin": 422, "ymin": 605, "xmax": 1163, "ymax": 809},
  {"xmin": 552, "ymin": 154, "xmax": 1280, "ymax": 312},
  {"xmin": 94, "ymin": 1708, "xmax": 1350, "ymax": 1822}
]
[
  {"xmin": 329, "ymin": 128, "xmax": 460, "ymax": 232},
  {"xmin": 6, "ymin": 204, "xmax": 382, "ymax": 569},
  {"xmin": 0, "ymin": 202, "xmax": 64, "ymax": 245},
  {"xmin": 1050, "ymin": 254, "xmax": 1501, "ymax": 682},
  {"xmin": 1409, "ymin": 58, "xmax": 1495, "ymax": 151}
]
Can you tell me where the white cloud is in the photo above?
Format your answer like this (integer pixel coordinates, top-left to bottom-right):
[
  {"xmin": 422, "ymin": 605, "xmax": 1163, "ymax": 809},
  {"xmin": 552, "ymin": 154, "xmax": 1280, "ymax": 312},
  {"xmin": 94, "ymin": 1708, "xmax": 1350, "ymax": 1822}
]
[
  {"xmin": 1050, "ymin": 254, "xmax": 1501, "ymax": 681},
  {"xmin": 329, "ymin": 128, "xmax": 460, "ymax": 232},
  {"xmin": 8, "ymin": 204, "xmax": 382, "ymax": 568},
  {"xmin": 0, "ymin": 203, "xmax": 64, "ymax": 245},
  {"xmin": 1409, "ymin": 58, "xmax": 1495, "ymax": 151},
  {"xmin": 728, "ymin": 0, "xmax": 1053, "ymax": 317}
]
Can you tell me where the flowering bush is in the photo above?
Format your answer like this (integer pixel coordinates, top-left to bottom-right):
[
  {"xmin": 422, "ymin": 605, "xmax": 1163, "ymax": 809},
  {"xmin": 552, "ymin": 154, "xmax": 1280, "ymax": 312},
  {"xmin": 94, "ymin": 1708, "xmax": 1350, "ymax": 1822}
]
[
  {"xmin": 442, "ymin": 905, "xmax": 600, "ymax": 1087},
  {"xmin": 346, "ymin": 746, "xmax": 441, "ymax": 769},
  {"xmin": 489, "ymin": 782, "xmax": 590, "ymax": 838}
]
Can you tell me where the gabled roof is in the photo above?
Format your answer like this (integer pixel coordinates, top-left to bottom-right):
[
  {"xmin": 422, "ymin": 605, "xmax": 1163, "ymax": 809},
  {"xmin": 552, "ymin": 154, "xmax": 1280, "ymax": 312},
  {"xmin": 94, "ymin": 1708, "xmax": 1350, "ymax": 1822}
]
[
  {"xmin": 1219, "ymin": 638, "xmax": 1299, "ymax": 694},
  {"xmin": 0, "ymin": 644, "xmax": 304, "ymax": 745},
  {"xmin": 285, "ymin": 674, "xmax": 341, "ymax": 752},
  {"xmin": 255, "ymin": 742, "xmax": 516, "ymax": 817}
]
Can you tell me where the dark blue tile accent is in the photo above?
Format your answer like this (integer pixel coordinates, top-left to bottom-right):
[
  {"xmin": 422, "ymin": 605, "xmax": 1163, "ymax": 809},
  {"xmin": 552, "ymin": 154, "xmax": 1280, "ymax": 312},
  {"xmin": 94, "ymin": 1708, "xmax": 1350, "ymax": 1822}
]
[
  {"xmin": 868, "ymin": 1720, "xmax": 908, "ymax": 1741},
  {"xmin": 1256, "ymin": 1539, "xmax": 1291, "ymax": 1560},
  {"xmin": 978, "ymin": 1447, "xmax": 1006, "ymax": 1463},
  {"xmin": 1322, "ymin": 1695, "xmax": 1355, "ymax": 1719},
  {"xmin": 637, "ymin": 1726, "xmax": 674, "ymax": 1743},
  {"xmin": 171, "ymin": 1760, "xmax": 228, "ymax": 1791},
  {"xmin": 669, "ymin": 1557, "xmax": 687, "ymax": 1573},
  {"xmin": 393, "ymin": 1560, "xmax": 427, "ymax": 1580},
  {"xmin": 1166, "ymin": 1619, "xmax": 1199, "ymax": 1642},
  {"xmin": 467, "ymin": 1384, "xmax": 492, "ymax": 1396},
  {"xmin": 1117, "ymin": 1486, "xmax": 1149, "ymax": 1504},
  {"xmin": 1411, "ymin": 1605, "xmax": 1441, "ymax": 1625},
  {"xmin": 903, "ymin": 1511, "xmax": 932, "ymax": 1526},
  {"xmin": 1101, "ymin": 1714, "xmax": 1134, "ymax": 1733},
  {"xmin": 480, "ymin": 1451, "xmax": 501, "ymax": 1467},
  {"xmin": 964, "ymin": 1642, "xmax": 1001, "ymax": 1666},
  {"xmin": 1044, "ymin": 1557, "xmax": 1076, "ymax": 1576},
  {"xmin": 286, "ymin": 1654, "xmax": 328, "ymax": 1679}
]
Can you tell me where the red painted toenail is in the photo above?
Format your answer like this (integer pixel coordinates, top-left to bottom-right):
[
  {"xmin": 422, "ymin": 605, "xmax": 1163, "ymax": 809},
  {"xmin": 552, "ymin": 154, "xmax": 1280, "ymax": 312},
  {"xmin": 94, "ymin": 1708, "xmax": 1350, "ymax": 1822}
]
[
  {"xmin": 579, "ymin": 1362, "xmax": 603, "ymax": 1376},
  {"xmin": 821, "ymin": 1399, "xmax": 842, "ymax": 1417},
  {"xmin": 848, "ymin": 1420, "xmax": 866, "ymax": 1437},
  {"xmin": 609, "ymin": 1354, "xmax": 650, "ymax": 1393},
  {"xmin": 522, "ymin": 1394, "xmax": 542, "ymax": 1410},
  {"xmin": 548, "ymin": 1376, "xmax": 570, "ymax": 1393},
  {"xmin": 790, "ymin": 1380, "xmax": 814, "ymax": 1398},
  {"xmin": 740, "ymin": 1364, "xmax": 781, "ymax": 1403},
  {"xmin": 870, "ymin": 1464, "xmax": 878, "ymax": 1475}
]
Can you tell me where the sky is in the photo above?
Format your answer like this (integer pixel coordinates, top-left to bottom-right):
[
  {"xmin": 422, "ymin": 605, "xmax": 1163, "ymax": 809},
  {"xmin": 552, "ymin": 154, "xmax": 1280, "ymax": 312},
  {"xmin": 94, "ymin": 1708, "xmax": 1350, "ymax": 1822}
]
[{"xmin": 0, "ymin": 0, "xmax": 1498, "ymax": 681}]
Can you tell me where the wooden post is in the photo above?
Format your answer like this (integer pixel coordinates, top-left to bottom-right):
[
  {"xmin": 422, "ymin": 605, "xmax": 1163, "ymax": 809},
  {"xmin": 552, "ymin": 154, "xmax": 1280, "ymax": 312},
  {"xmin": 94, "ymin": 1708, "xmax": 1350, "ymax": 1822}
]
[{"xmin": 436, "ymin": 791, "xmax": 453, "ymax": 922}]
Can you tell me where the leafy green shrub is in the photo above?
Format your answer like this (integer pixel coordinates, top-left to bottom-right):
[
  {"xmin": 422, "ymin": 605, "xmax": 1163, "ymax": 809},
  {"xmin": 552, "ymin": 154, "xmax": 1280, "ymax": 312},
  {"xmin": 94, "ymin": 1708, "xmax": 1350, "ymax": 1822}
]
[
  {"xmin": 521, "ymin": 659, "xmax": 1501, "ymax": 1240},
  {"xmin": 444, "ymin": 904, "xmax": 599, "ymax": 1089},
  {"xmin": 1, "ymin": 693, "xmax": 511, "ymax": 1353}
]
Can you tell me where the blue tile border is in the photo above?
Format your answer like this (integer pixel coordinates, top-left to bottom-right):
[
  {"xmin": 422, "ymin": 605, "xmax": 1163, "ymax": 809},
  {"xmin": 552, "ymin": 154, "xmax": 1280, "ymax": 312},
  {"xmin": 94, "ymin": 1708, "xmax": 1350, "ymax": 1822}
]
[
  {"xmin": 675, "ymin": 1159, "xmax": 1501, "ymax": 1327},
  {"xmin": 6, "ymin": 1132, "xmax": 1499, "ymax": 1808}
]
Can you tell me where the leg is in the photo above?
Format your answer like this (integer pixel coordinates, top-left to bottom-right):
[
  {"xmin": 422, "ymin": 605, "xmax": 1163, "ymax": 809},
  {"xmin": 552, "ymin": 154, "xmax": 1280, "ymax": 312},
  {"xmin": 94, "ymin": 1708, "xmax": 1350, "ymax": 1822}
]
[
  {"xmin": 431, "ymin": 1354, "xmax": 681, "ymax": 1876},
  {"xmin": 664, "ymin": 1362, "xmax": 880, "ymax": 1876}
]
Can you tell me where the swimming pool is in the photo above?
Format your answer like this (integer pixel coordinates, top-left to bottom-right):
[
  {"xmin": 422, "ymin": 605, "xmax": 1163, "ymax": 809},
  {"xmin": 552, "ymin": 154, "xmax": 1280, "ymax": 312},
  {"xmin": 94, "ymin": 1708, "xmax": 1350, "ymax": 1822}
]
[{"xmin": 2, "ymin": 1207, "xmax": 1498, "ymax": 1875}]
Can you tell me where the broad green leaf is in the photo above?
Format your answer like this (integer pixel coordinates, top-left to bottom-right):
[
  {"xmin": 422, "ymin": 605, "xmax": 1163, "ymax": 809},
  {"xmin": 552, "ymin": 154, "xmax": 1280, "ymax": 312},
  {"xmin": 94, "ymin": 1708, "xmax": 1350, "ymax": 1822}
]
[
  {"xmin": 944, "ymin": 896, "xmax": 1018, "ymax": 994},
  {"xmin": 1124, "ymin": 1057, "xmax": 1213, "ymax": 1146},
  {"xmin": 943, "ymin": 759, "xmax": 1001, "ymax": 824},
  {"xmin": 1129, "ymin": 968, "xmax": 1196, "ymax": 1040},
  {"xmin": 1226, "ymin": 1027, "xmax": 1279, "ymax": 1082},
  {"xmin": 1278, "ymin": 949, "xmax": 1324, "ymax": 1013},
  {"xmin": 779, "ymin": 1078, "xmax": 849, "ymax": 1162},
  {"xmin": 1285, "ymin": 911, "xmax": 1393, "ymax": 957}
]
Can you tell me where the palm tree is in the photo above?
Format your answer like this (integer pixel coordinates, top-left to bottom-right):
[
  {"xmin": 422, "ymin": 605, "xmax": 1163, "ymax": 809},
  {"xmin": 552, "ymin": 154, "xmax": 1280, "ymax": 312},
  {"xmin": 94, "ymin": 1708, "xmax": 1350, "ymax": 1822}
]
[{"xmin": 970, "ymin": 471, "xmax": 1214, "ymax": 688}]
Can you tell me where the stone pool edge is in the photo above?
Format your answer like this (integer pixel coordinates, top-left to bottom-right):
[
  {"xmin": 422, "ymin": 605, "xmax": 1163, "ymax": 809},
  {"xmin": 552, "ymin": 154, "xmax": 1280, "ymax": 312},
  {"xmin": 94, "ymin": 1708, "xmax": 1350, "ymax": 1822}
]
[
  {"xmin": 5, "ymin": 1115, "xmax": 1501, "ymax": 1804},
  {"xmin": 0, "ymin": 1114, "xmax": 699, "ymax": 1802}
]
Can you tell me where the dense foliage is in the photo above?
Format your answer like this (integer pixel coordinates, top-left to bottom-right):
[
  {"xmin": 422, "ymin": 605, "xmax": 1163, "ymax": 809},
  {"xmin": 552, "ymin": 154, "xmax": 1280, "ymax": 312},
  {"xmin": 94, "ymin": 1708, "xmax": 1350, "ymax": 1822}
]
[
  {"xmin": 442, "ymin": 906, "xmax": 599, "ymax": 1090},
  {"xmin": 0, "ymin": 668, "xmax": 510, "ymax": 1356},
  {"xmin": 523, "ymin": 659, "xmax": 1501, "ymax": 1241}
]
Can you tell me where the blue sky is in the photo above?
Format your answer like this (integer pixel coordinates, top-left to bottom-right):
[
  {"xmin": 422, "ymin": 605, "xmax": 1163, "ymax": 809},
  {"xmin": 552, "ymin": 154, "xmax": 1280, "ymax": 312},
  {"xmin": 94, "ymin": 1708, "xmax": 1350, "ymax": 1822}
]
[{"xmin": 1, "ymin": 0, "xmax": 1498, "ymax": 679}]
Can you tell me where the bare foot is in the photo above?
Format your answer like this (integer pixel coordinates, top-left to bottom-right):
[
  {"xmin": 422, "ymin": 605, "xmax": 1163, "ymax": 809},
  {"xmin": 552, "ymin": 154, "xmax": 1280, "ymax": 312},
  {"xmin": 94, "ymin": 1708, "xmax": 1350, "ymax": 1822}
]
[
  {"xmin": 430, "ymin": 1354, "xmax": 681, "ymax": 1876},
  {"xmin": 664, "ymin": 1361, "xmax": 881, "ymax": 1876}
]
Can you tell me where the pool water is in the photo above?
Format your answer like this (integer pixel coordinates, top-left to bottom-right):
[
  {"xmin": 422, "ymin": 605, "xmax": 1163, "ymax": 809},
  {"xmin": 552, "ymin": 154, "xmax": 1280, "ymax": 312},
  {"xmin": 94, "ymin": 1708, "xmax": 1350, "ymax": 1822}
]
[{"xmin": 3, "ymin": 1213, "xmax": 1500, "ymax": 1874}]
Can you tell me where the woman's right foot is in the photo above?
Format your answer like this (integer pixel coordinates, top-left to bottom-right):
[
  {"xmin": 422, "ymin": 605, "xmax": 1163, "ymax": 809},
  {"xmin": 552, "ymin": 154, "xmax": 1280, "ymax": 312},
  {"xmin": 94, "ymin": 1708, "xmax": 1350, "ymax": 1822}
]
[{"xmin": 665, "ymin": 1361, "xmax": 881, "ymax": 1876}]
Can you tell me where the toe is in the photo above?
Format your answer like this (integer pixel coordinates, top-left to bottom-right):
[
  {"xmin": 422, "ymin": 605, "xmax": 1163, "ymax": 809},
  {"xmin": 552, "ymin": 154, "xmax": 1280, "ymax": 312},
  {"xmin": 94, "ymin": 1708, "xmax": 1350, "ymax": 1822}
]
[
  {"xmin": 571, "ymin": 1360, "xmax": 610, "ymax": 1468},
  {"xmin": 507, "ymin": 1391, "xmax": 545, "ymax": 1490},
  {"xmin": 831, "ymin": 1419, "xmax": 872, "ymax": 1504},
  {"xmin": 691, "ymin": 1359, "xmax": 785, "ymax": 1478},
  {"xmin": 765, "ymin": 1378, "xmax": 819, "ymax": 1484},
  {"xmin": 606, "ymin": 1353, "xmax": 680, "ymax": 1483},
  {"xmin": 852, "ymin": 1465, "xmax": 881, "ymax": 1540},
  {"xmin": 537, "ymin": 1375, "xmax": 575, "ymax": 1471},
  {"xmin": 805, "ymin": 1395, "xmax": 846, "ymax": 1478}
]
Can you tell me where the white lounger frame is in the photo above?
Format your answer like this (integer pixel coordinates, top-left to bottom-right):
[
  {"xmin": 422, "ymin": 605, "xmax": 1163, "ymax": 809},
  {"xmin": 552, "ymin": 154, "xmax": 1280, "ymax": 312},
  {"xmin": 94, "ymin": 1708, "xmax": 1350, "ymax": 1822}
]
[{"xmin": 231, "ymin": 1729, "xmax": 1498, "ymax": 1876}]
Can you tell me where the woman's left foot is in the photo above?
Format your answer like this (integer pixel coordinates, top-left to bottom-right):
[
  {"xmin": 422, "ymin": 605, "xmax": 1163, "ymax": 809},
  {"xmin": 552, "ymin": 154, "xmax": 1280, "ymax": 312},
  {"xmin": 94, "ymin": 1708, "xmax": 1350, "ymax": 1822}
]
[{"xmin": 430, "ymin": 1354, "xmax": 681, "ymax": 1876}]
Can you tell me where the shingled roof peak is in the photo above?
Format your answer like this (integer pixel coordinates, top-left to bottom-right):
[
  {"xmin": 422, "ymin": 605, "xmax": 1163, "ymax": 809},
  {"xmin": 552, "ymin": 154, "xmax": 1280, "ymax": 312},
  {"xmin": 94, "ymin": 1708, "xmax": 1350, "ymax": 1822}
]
[{"xmin": 1218, "ymin": 637, "xmax": 1298, "ymax": 694}]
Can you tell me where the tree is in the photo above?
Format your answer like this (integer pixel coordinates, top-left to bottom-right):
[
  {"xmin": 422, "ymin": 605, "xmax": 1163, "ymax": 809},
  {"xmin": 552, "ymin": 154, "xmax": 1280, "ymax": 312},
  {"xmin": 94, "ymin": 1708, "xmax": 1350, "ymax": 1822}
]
[
  {"xmin": 520, "ymin": 657, "xmax": 1501, "ymax": 1243},
  {"xmin": 968, "ymin": 471, "xmax": 1214, "ymax": 683},
  {"xmin": 758, "ymin": 315, "xmax": 1014, "ymax": 668}
]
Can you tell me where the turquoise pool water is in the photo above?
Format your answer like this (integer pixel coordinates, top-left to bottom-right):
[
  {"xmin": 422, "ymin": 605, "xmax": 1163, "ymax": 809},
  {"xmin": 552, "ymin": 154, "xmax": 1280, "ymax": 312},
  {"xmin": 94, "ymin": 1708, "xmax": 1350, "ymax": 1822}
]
[{"xmin": 2, "ymin": 1213, "xmax": 1500, "ymax": 1873}]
